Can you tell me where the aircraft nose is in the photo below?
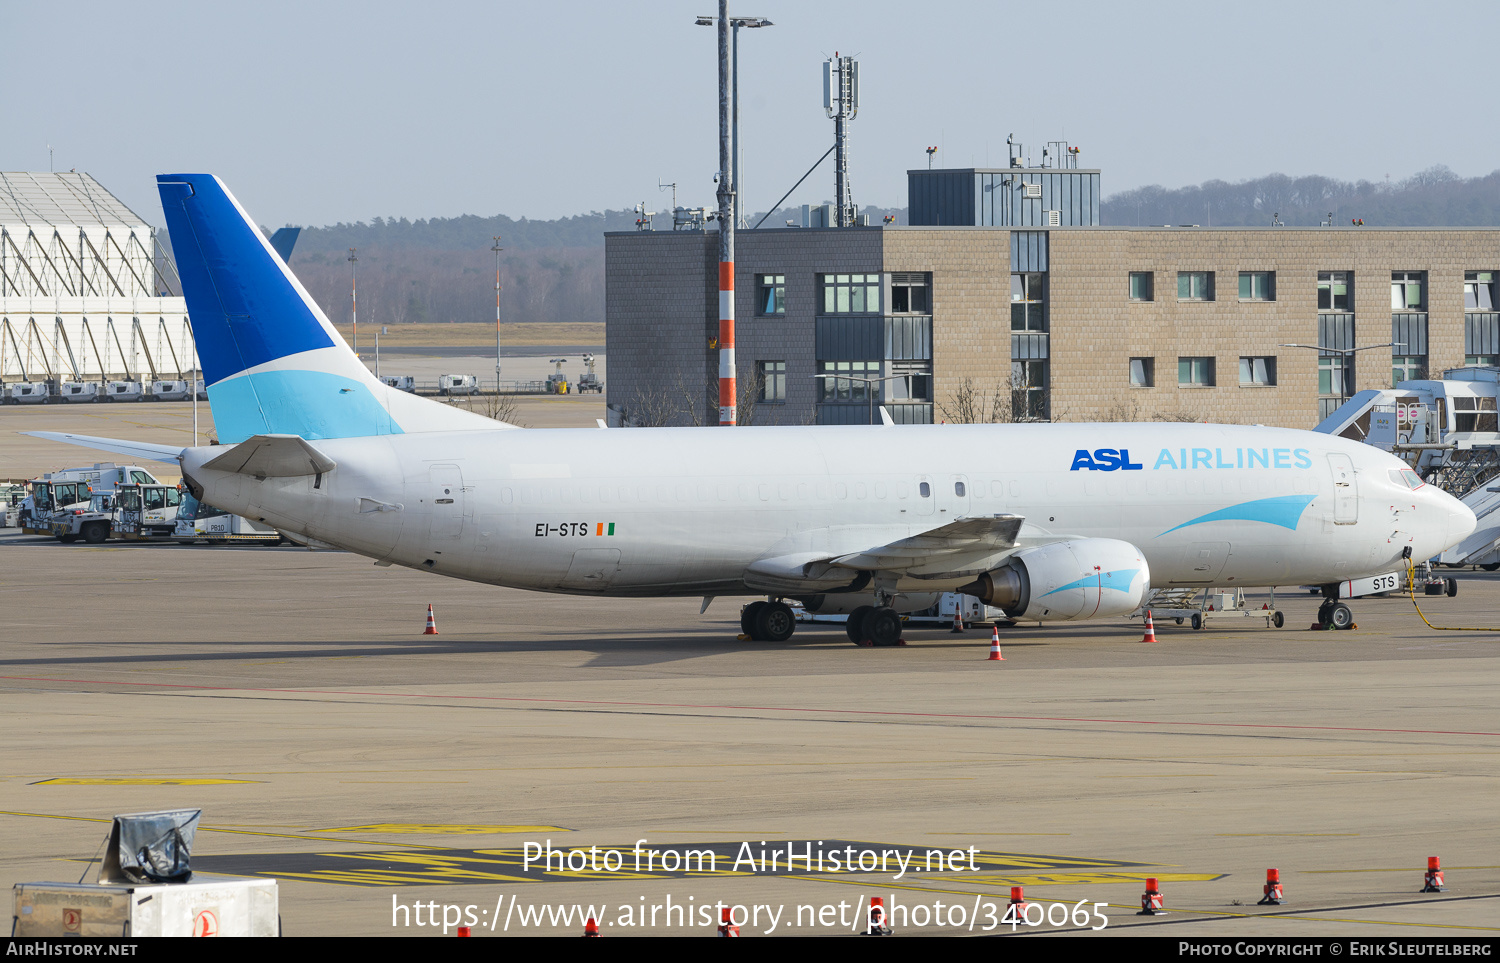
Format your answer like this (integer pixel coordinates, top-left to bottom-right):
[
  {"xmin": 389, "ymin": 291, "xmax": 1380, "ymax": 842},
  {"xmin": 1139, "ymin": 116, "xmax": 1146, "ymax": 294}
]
[{"xmin": 1449, "ymin": 502, "xmax": 1477, "ymax": 545}]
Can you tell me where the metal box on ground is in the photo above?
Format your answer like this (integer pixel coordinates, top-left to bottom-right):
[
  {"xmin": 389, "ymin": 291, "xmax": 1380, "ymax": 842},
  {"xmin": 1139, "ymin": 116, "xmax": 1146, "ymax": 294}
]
[{"xmin": 13, "ymin": 876, "xmax": 278, "ymax": 937}]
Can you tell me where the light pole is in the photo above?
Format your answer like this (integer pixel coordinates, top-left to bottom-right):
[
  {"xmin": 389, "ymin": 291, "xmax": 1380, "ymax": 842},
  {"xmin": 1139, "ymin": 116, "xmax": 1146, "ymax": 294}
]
[
  {"xmin": 696, "ymin": 9, "xmax": 773, "ymax": 425},
  {"xmin": 813, "ymin": 371, "xmax": 916, "ymax": 425},
  {"xmin": 1279, "ymin": 341, "xmax": 1405, "ymax": 410},
  {"xmin": 492, "ymin": 236, "xmax": 504, "ymax": 391},
  {"xmin": 347, "ymin": 248, "xmax": 358, "ymax": 355},
  {"xmin": 695, "ymin": 14, "xmax": 773, "ymax": 230}
]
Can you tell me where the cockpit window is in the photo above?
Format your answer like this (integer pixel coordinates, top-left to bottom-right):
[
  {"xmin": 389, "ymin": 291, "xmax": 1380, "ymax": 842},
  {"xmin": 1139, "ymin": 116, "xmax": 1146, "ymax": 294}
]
[{"xmin": 1389, "ymin": 469, "xmax": 1425, "ymax": 490}]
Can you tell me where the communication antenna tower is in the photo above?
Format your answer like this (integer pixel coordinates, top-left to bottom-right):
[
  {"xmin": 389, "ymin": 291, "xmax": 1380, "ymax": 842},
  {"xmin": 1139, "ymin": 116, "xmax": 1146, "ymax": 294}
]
[{"xmin": 823, "ymin": 53, "xmax": 859, "ymax": 227}]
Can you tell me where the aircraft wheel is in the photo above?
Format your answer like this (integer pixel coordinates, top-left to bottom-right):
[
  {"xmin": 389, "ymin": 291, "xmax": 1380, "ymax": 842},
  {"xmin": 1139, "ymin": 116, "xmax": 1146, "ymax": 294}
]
[
  {"xmin": 1329, "ymin": 603, "xmax": 1353, "ymax": 630},
  {"xmin": 847, "ymin": 605, "xmax": 874, "ymax": 644},
  {"xmin": 868, "ymin": 608, "xmax": 902, "ymax": 646},
  {"xmin": 741, "ymin": 601, "xmax": 767, "ymax": 639},
  {"xmin": 1271, "ymin": 611, "xmax": 1284, "ymax": 629},
  {"xmin": 1445, "ymin": 578, "xmax": 1458, "ymax": 597},
  {"xmin": 756, "ymin": 601, "xmax": 796, "ymax": 643}
]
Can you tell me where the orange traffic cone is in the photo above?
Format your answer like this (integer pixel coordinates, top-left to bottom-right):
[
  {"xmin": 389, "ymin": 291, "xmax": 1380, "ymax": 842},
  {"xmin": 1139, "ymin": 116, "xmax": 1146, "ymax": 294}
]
[
  {"xmin": 950, "ymin": 601, "xmax": 965, "ymax": 634},
  {"xmin": 583, "ymin": 916, "xmax": 600, "ymax": 937},
  {"xmin": 423, "ymin": 604, "xmax": 439, "ymax": 635},
  {"xmin": 1141, "ymin": 610, "xmax": 1158, "ymax": 643},
  {"xmin": 717, "ymin": 907, "xmax": 740, "ymax": 937},
  {"xmin": 1008, "ymin": 885, "xmax": 1028, "ymax": 918},
  {"xmin": 1258, "ymin": 868, "xmax": 1284, "ymax": 905},
  {"xmin": 864, "ymin": 896, "xmax": 892, "ymax": 936},
  {"xmin": 987, "ymin": 624, "xmax": 1005, "ymax": 661}
]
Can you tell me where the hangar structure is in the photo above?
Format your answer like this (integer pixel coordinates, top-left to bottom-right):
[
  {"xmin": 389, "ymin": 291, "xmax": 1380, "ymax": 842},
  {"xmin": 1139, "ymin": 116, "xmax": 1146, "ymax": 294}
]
[{"xmin": 0, "ymin": 172, "xmax": 196, "ymax": 394}]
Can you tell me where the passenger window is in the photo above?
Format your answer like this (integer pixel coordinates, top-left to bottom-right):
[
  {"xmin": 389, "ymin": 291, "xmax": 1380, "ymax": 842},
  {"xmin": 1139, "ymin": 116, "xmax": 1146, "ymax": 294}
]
[
  {"xmin": 954, "ymin": 481, "xmax": 966, "ymax": 497},
  {"xmin": 919, "ymin": 482, "xmax": 931, "ymax": 497}
]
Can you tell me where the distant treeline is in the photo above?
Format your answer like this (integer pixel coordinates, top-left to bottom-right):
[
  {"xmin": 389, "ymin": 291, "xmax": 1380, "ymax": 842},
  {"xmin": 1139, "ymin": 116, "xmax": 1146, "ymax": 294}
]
[
  {"xmin": 1101, "ymin": 165, "xmax": 1500, "ymax": 227},
  {"xmin": 270, "ymin": 169, "xmax": 1500, "ymax": 326},
  {"xmin": 283, "ymin": 203, "xmax": 905, "ymax": 326}
]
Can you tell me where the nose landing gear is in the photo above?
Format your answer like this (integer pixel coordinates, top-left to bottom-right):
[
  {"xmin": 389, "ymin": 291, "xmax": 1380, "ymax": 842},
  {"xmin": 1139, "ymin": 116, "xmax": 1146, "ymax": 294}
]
[{"xmin": 1317, "ymin": 600, "xmax": 1354, "ymax": 631}]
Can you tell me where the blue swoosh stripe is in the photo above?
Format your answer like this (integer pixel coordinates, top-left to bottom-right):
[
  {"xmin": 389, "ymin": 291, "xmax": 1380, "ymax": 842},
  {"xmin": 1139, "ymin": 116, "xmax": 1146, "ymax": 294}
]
[
  {"xmin": 209, "ymin": 370, "xmax": 404, "ymax": 443},
  {"xmin": 1040, "ymin": 568, "xmax": 1141, "ymax": 598},
  {"xmin": 1156, "ymin": 494, "xmax": 1317, "ymax": 538}
]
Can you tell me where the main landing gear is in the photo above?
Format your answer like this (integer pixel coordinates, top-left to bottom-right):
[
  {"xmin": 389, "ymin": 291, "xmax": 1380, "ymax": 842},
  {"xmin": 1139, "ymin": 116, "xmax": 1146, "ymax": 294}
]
[
  {"xmin": 845, "ymin": 605, "xmax": 903, "ymax": 647},
  {"xmin": 741, "ymin": 600, "xmax": 796, "ymax": 642}
]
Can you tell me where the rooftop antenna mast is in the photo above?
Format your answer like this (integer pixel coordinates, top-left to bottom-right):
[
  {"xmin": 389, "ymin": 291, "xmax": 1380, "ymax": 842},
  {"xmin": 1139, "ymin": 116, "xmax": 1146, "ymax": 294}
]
[{"xmin": 823, "ymin": 53, "xmax": 859, "ymax": 227}]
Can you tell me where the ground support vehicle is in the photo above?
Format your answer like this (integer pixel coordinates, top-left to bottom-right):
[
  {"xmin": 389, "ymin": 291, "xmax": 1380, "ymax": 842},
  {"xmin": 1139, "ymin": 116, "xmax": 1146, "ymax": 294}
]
[
  {"xmin": 48, "ymin": 492, "xmax": 119, "ymax": 544},
  {"xmin": 1137, "ymin": 587, "xmax": 1286, "ymax": 631},
  {"xmin": 174, "ymin": 492, "xmax": 281, "ymax": 544},
  {"xmin": 113, "ymin": 484, "xmax": 183, "ymax": 539}
]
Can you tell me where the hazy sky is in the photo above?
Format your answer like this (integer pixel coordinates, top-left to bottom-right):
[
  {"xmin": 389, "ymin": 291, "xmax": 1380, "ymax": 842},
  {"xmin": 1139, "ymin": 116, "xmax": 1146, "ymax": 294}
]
[{"xmin": 5, "ymin": 0, "xmax": 1497, "ymax": 230}]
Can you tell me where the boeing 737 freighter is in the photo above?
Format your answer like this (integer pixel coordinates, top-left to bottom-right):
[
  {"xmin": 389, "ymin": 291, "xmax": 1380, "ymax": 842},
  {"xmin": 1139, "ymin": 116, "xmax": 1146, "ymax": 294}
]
[{"xmin": 29, "ymin": 175, "xmax": 1477, "ymax": 645}]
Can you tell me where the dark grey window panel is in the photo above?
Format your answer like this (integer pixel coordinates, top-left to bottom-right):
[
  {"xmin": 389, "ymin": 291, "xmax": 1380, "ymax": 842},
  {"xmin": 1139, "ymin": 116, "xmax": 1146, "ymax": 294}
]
[
  {"xmin": 885, "ymin": 403, "xmax": 934, "ymax": 425},
  {"xmin": 1318, "ymin": 313, "xmax": 1356, "ymax": 353},
  {"xmin": 1391, "ymin": 313, "xmax": 1428, "ymax": 356},
  {"xmin": 1466, "ymin": 313, "xmax": 1500, "ymax": 356},
  {"xmin": 910, "ymin": 170, "xmax": 1098, "ymax": 226},
  {"xmin": 1011, "ymin": 332, "xmax": 1049, "ymax": 360},
  {"xmin": 816, "ymin": 403, "xmax": 878, "ymax": 426},
  {"xmin": 1010, "ymin": 231, "xmax": 1048, "ymax": 273},
  {"xmin": 885, "ymin": 316, "xmax": 932, "ymax": 360},
  {"xmin": 815, "ymin": 316, "xmax": 883, "ymax": 361}
]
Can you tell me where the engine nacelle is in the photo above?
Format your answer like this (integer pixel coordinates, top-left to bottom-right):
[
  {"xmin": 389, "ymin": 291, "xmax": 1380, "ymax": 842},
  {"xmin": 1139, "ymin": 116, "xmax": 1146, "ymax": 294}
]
[{"xmin": 959, "ymin": 538, "xmax": 1150, "ymax": 622}]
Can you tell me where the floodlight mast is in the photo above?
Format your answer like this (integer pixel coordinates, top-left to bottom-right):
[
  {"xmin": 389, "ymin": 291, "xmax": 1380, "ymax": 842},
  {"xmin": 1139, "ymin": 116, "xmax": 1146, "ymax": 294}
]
[
  {"xmin": 697, "ymin": 9, "xmax": 772, "ymax": 425},
  {"xmin": 716, "ymin": 1, "xmax": 736, "ymax": 425}
]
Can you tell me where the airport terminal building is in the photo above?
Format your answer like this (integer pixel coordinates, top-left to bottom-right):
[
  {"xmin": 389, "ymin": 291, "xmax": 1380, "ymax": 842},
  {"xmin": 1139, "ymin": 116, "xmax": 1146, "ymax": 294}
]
[{"xmin": 605, "ymin": 164, "xmax": 1500, "ymax": 430}]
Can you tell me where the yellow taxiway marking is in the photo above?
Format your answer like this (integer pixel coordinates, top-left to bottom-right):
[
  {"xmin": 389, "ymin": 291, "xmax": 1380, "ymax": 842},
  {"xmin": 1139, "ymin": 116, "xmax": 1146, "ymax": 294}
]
[
  {"xmin": 0, "ymin": 810, "xmax": 451, "ymax": 850},
  {"xmin": 32, "ymin": 777, "xmax": 258, "ymax": 786},
  {"xmin": 320, "ymin": 824, "xmax": 566, "ymax": 835}
]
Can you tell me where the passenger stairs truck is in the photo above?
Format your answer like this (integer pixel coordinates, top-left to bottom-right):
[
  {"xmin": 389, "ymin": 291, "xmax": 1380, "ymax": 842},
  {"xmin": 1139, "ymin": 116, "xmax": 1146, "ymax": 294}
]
[{"xmin": 1316, "ymin": 365, "xmax": 1500, "ymax": 568}]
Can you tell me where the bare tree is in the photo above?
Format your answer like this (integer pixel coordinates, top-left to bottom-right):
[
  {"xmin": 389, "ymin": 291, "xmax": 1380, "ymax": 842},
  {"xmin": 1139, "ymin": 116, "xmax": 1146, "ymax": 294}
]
[{"xmin": 453, "ymin": 392, "xmax": 528, "ymax": 428}]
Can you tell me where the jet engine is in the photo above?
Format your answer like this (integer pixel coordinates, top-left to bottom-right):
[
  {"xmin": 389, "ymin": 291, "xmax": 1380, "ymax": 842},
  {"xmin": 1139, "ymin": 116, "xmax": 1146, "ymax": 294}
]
[{"xmin": 957, "ymin": 538, "xmax": 1150, "ymax": 622}]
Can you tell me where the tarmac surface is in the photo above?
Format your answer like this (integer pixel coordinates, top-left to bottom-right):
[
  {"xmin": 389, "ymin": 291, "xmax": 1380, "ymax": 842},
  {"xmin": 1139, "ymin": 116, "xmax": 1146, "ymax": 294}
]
[{"xmin": 1, "ymin": 405, "xmax": 1497, "ymax": 938}]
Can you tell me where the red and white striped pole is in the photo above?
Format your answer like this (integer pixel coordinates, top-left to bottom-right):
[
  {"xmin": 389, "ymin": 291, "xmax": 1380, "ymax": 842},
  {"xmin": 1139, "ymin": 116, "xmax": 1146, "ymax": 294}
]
[
  {"xmin": 719, "ymin": 261, "xmax": 735, "ymax": 425},
  {"xmin": 716, "ymin": 0, "xmax": 737, "ymax": 426}
]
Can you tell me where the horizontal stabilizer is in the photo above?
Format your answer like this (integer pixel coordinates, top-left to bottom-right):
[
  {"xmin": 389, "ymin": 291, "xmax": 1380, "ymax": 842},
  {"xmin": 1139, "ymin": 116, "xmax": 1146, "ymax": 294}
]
[
  {"xmin": 202, "ymin": 434, "xmax": 336, "ymax": 477},
  {"xmin": 23, "ymin": 432, "xmax": 185, "ymax": 465}
]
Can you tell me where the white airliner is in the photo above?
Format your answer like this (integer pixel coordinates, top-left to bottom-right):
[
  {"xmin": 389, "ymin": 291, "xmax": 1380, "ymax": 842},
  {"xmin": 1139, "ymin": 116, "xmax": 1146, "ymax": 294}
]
[{"xmin": 30, "ymin": 174, "xmax": 1477, "ymax": 645}]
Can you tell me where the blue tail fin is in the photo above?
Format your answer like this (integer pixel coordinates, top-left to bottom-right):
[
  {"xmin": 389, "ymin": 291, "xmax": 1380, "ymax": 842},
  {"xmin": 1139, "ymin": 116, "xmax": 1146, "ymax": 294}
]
[{"xmin": 157, "ymin": 174, "xmax": 504, "ymax": 443}]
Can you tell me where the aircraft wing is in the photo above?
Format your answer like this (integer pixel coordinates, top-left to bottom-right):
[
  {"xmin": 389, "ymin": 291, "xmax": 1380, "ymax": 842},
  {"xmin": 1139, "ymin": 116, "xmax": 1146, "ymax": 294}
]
[
  {"xmin": 743, "ymin": 514, "xmax": 1026, "ymax": 593},
  {"xmin": 830, "ymin": 514, "xmax": 1026, "ymax": 578},
  {"xmin": 22, "ymin": 431, "xmax": 185, "ymax": 465},
  {"xmin": 202, "ymin": 434, "xmax": 336, "ymax": 477}
]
